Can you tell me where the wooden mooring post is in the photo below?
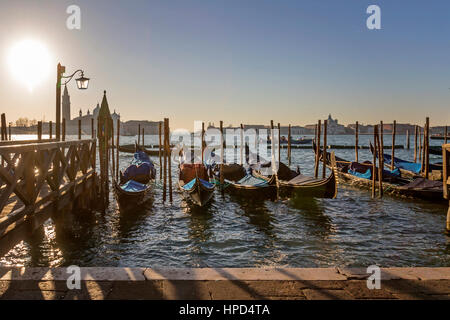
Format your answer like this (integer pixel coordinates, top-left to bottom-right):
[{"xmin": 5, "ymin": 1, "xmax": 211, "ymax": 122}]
[
  {"xmin": 137, "ymin": 124, "xmax": 141, "ymax": 146},
  {"xmin": 355, "ymin": 121, "xmax": 359, "ymax": 162},
  {"xmin": 0, "ymin": 114, "xmax": 6, "ymax": 141},
  {"xmin": 424, "ymin": 117, "xmax": 430, "ymax": 179},
  {"xmin": 391, "ymin": 120, "xmax": 396, "ymax": 171},
  {"xmin": 240, "ymin": 124, "xmax": 244, "ymax": 165},
  {"xmin": 372, "ymin": 125, "xmax": 378, "ymax": 199},
  {"xmin": 202, "ymin": 122, "xmax": 205, "ymax": 163},
  {"xmin": 166, "ymin": 118, "xmax": 172, "ymax": 202},
  {"xmin": 163, "ymin": 120, "xmax": 167, "ymax": 202},
  {"xmin": 322, "ymin": 120, "xmax": 327, "ymax": 179},
  {"xmin": 159, "ymin": 122, "xmax": 162, "ymax": 181},
  {"xmin": 314, "ymin": 120, "xmax": 321, "ymax": 178},
  {"xmin": 49, "ymin": 121, "xmax": 53, "ymax": 139},
  {"xmin": 406, "ymin": 129, "xmax": 410, "ymax": 149},
  {"xmin": 288, "ymin": 124, "xmax": 291, "ymax": 166},
  {"xmin": 419, "ymin": 126, "xmax": 423, "ymax": 163},
  {"xmin": 414, "ymin": 125, "xmax": 418, "ymax": 163},
  {"xmin": 37, "ymin": 121, "xmax": 42, "ymax": 141},
  {"xmin": 97, "ymin": 91, "xmax": 113, "ymax": 210},
  {"xmin": 445, "ymin": 126, "xmax": 448, "ymax": 144},
  {"xmin": 111, "ymin": 123, "xmax": 115, "ymax": 182},
  {"xmin": 220, "ymin": 120, "xmax": 224, "ymax": 187},
  {"xmin": 78, "ymin": 119, "xmax": 82, "ymax": 140},
  {"xmin": 277, "ymin": 123, "xmax": 281, "ymax": 164},
  {"xmin": 380, "ymin": 121, "xmax": 384, "ymax": 169},
  {"xmin": 116, "ymin": 119, "xmax": 120, "ymax": 180},
  {"xmin": 375, "ymin": 125, "xmax": 383, "ymax": 198}
]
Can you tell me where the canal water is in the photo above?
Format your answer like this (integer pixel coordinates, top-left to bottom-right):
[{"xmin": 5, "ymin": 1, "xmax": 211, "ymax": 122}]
[{"xmin": 1, "ymin": 134, "xmax": 449, "ymax": 268}]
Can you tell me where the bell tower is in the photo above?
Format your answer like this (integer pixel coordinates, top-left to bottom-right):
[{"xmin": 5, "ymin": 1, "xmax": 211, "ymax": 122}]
[{"xmin": 62, "ymin": 85, "xmax": 71, "ymax": 121}]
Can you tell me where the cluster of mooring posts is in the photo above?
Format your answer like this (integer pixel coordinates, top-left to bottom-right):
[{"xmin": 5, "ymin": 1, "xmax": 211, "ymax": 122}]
[{"xmin": 0, "ymin": 103, "xmax": 449, "ymax": 256}]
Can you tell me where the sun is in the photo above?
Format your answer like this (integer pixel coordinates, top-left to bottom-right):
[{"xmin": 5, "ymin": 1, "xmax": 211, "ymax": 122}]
[{"xmin": 7, "ymin": 39, "xmax": 51, "ymax": 91}]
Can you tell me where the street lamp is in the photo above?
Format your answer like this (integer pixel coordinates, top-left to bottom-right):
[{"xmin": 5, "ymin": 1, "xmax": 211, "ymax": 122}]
[{"xmin": 56, "ymin": 63, "xmax": 90, "ymax": 140}]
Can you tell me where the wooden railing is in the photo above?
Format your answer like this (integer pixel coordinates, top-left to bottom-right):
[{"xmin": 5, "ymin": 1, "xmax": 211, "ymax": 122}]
[{"xmin": 0, "ymin": 139, "xmax": 96, "ymax": 235}]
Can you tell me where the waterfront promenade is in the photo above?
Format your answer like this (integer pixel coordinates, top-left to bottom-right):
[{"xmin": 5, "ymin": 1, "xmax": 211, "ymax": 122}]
[{"xmin": 0, "ymin": 267, "xmax": 449, "ymax": 300}]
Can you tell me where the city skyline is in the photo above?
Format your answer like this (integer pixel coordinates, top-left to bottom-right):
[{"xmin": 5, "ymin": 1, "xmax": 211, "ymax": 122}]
[{"xmin": 1, "ymin": 0, "xmax": 449, "ymax": 129}]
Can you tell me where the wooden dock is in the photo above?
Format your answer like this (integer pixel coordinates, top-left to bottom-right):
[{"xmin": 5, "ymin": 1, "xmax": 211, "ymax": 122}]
[{"xmin": 0, "ymin": 139, "xmax": 97, "ymax": 256}]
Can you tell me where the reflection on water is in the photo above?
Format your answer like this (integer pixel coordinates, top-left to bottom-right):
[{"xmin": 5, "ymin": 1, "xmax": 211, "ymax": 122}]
[{"xmin": 1, "ymin": 134, "xmax": 449, "ymax": 267}]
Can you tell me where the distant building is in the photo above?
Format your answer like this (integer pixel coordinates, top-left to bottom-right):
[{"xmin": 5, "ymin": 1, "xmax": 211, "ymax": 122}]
[
  {"xmin": 305, "ymin": 114, "xmax": 347, "ymax": 134},
  {"xmin": 64, "ymin": 87, "xmax": 120, "ymax": 134},
  {"xmin": 62, "ymin": 85, "xmax": 71, "ymax": 121}
]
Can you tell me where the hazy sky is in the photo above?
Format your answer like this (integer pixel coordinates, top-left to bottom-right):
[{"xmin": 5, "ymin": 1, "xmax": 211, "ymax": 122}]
[{"xmin": 1, "ymin": 0, "xmax": 449, "ymax": 129}]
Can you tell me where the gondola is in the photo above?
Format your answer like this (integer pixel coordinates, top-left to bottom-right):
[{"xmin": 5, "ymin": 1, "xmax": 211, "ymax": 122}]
[
  {"xmin": 211, "ymin": 163, "xmax": 277, "ymax": 199},
  {"xmin": 430, "ymin": 135, "xmax": 450, "ymax": 140},
  {"xmin": 251, "ymin": 155, "xmax": 338, "ymax": 199},
  {"xmin": 315, "ymin": 142, "xmax": 443, "ymax": 201},
  {"xmin": 280, "ymin": 137, "xmax": 313, "ymax": 145},
  {"xmin": 369, "ymin": 142, "xmax": 442, "ymax": 179},
  {"xmin": 178, "ymin": 163, "xmax": 215, "ymax": 206},
  {"xmin": 269, "ymin": 137, "xmax": 313, "ymax": 145},
  {"xmin": 429, "ymin": 145, "xmax": 442, "ymax": 156},
  {"xmin": 113, "ymin": 144, "xmax": 156, "ymax": 211}
]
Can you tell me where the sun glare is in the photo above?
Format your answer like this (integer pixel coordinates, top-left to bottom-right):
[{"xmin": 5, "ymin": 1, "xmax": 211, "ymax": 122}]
[{"xmin": 7, "ymin": 39, "xmax": 51, "ymax": 91}]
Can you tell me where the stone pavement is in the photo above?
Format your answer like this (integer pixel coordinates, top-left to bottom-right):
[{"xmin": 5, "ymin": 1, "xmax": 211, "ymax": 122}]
[{"xmin": 0, "ymin": 267, "xmax": 449, "ymax": 300}]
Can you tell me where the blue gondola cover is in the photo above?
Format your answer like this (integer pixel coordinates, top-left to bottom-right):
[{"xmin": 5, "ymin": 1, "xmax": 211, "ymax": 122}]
[
  {"xmin": 120, "ymin": 180, "xmax": 148, "ymax": 193},
  {"xmin": 182, "ymin": 178, "xmax": 214, "ymax": 191},
  {"xmin": 123, "ymin": 151, "xmax": 155, "ymax": 181}
]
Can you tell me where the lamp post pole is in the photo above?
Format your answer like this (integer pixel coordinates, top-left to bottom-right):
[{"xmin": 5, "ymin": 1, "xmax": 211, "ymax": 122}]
[
  {"xmin": 56, "ymin": 63, "xmax": 65, "ymax": 141},
  {"xmin": 56, "ymin": 63, "xmax": 90, "ymax": 141}
]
